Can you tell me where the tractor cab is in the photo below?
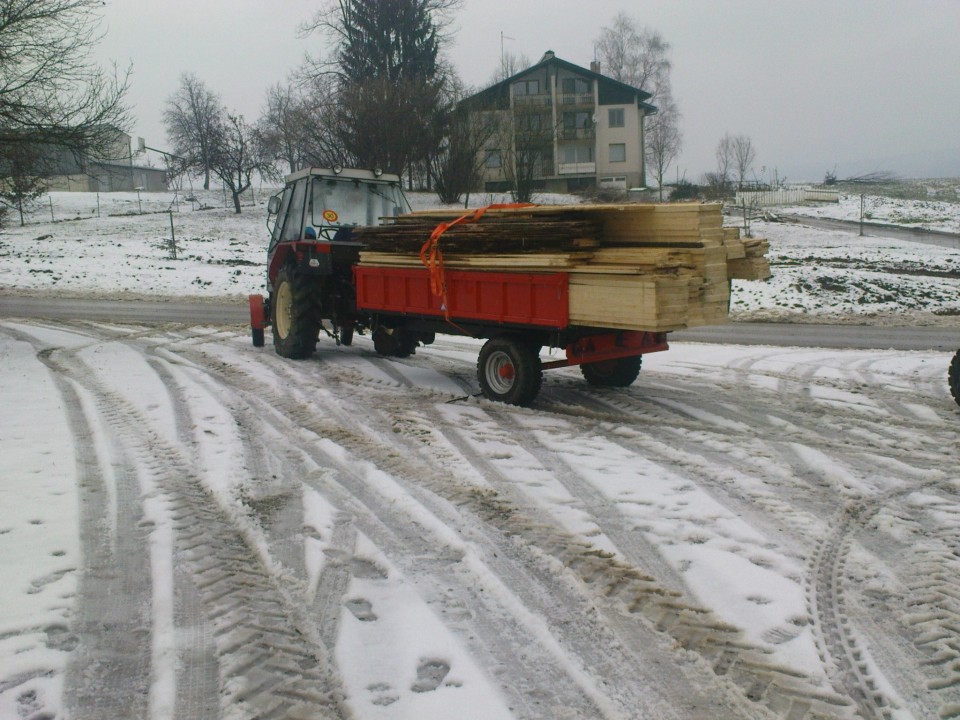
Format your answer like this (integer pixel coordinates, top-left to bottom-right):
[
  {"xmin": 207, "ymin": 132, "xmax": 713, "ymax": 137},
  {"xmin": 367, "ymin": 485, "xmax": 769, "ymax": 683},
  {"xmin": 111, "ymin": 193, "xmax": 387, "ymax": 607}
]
[
  {"xmin": 267, "ymin": 167, "xmax": 409, "ymax": 252},
  {"xmin": 251, "ymin": 167, "xmax": 410, "ymax": 352}
]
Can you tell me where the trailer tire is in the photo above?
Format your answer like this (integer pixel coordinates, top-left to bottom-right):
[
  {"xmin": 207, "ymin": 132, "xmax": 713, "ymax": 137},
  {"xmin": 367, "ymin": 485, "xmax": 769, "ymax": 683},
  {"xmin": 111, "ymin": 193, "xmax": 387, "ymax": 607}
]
[
  {"xmin": 477, "ymin": 336, "xmax": 542, "ymax": 406},
  {"xmin": 581, "ymin": 356, "xmax": 642, "ymax": 387},
  {"xmin": 950, "ymin": 349, "xmax": 960, "ymax": 407},
  {"xmin": 339, "ymin": 324, "xmax": 354, "ymax": 347},
  {"xmin": 272, "ymin": 266, "xmax": 320, "ymax": 359}
]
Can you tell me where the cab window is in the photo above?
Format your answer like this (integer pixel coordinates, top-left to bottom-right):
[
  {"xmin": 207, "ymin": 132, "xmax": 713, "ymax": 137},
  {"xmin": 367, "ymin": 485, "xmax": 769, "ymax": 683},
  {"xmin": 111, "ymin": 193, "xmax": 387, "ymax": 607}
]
[{"xmin": 278, "ymin": 179, "xmax": 308, "ymax": 242}]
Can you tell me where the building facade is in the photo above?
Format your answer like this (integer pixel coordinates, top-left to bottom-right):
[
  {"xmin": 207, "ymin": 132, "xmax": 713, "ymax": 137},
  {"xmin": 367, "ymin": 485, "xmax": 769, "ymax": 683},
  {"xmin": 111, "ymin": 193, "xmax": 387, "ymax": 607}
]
[
  {"xmin": 44, "ymin": 131, "xmax": 168, "ymax": 193},
  {"xmin": 462, "ymin": 51, "xmax": 657, "ymax": 194}
]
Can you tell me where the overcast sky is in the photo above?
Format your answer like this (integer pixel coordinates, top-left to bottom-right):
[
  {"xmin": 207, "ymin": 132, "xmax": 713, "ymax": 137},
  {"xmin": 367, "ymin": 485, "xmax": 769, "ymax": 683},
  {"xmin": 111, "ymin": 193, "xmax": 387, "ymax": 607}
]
[{"xmin": 95, "ymin": 0, "xmax": 960, "ymax": 183}]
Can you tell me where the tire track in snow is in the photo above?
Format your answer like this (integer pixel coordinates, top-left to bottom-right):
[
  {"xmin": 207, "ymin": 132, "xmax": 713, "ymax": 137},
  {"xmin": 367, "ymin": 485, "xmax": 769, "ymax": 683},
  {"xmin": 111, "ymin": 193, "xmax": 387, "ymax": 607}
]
[
  {"xmin": 168, "ymin": 348, "xmax": 629, "ymax": 719},
  {"xmin": 38, "ymin": 331, "xmax": 347, "ymax": 720},
  {"xmin": 3, "ymin": 328, "xmax": 155, "ymax": 720},
  {"xmin": 429, "ymin": 343, "xmax": 957, "ymax": 720},
  {"xmin": 576, "ymin": 350, "xmax": 958, "ymax": 719},
  {"xmin": 187, "ymin": 337, "xmax": 859, "ymax": 719}
]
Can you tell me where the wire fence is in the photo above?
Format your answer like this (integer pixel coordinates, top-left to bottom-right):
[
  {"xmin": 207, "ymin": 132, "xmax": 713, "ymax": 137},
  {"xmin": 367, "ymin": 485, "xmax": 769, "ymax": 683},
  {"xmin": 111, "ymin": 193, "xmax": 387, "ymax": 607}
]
[{"xmin": 6, "ymin": 185, "xmax": 276, "ymax": 227}]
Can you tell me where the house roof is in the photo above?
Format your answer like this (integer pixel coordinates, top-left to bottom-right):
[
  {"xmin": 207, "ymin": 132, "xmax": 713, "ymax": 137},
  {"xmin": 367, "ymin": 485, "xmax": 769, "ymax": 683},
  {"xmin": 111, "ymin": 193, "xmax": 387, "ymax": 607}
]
[{"xmin": 461, "ymin": 51, "xmax": 657, "ymax": 114}]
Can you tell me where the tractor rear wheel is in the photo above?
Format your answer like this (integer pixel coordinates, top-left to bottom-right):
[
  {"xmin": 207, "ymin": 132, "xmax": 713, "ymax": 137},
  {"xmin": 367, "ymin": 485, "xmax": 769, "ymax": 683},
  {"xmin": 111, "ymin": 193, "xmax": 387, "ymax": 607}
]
[
  {"xmin": 581, "ymin": 355, "xmax": 642, "ymax": 387},
  {"xmin": 950, "ymin": 349, "xmax": 960, "ymax": 407},
  {"xmin": 477, "ymin": 336, "xmax": 542, "ymax": 406},
  {"xmin": 272, "ymin": 266, "xmax": 320, "ymax": 359}
]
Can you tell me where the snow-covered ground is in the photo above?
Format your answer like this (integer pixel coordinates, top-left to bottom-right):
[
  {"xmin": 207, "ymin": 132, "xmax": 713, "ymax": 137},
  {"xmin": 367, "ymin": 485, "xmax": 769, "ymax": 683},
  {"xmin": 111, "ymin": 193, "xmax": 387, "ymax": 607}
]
[
  {"xmin": 1, "ymin": 189, "xmax": 959, "ymax": 720},
  {"xmin": 783, "ymin": 190, "xmax": 960, "ymax": 234},
  {"xmin": 3, "ymin": 189, "xmax": 960, "ymax": 325}
]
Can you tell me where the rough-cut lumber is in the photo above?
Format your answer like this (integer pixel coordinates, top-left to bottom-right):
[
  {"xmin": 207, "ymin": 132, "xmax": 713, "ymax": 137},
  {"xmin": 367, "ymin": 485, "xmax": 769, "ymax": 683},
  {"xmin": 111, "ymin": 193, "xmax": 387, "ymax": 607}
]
[{"xmin": 357, "ymin": 201, "xmax": 771, "ymax": 332}]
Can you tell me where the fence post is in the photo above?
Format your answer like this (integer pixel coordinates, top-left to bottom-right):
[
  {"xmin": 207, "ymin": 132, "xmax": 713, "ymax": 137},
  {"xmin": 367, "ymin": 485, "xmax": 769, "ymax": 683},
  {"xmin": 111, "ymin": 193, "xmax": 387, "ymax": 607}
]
[
  {"xmin": 49, "ymin": 196, "xmax": 54, "ymax": 222},
  {"xmin": 169, "ymin": 210, "xmax": 177, "ymax": 259},
  {"xmin": 859, "ymin": 194, "xmax": 865, "ymax": 237}
]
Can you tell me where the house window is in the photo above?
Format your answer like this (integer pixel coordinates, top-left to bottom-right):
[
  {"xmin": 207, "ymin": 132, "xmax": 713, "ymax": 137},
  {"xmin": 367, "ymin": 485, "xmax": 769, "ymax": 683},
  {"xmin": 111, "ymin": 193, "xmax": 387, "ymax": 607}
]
[
  {"xmin": 518, "ymin": 113, "xmax": 543, "ymax": 132},
  {"xmin": 512, "ymin": 79, "xmax": 540, "ymax": 96},
  {"xmin": 609, "ymin": 143, "xmax": 626, "ymax": 163},
  {"xmin": 562, "ymin": 145, "xmax": 594, "ymax": 164},
  {"xmin": 608, "ymin": 108, "xmax": 625, "ymax": 128},
  {"xmin": 561, "ymin": 77, "xmax": 590, "ymax": 95},
  {"xmin": 485, "ymin": 149, "xmax": 502, "ymax": 168},
  {"xmin": 563, "ymin": 111, "xmax": 592, "ymax": 130}
]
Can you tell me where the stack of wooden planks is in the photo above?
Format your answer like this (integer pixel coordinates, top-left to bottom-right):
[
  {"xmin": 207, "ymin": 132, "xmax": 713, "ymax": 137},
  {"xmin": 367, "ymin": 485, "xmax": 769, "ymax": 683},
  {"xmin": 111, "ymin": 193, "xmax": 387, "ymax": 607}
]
[{"xmin": 353, "ymin": 203, "xmax": 771, "ymax": 332}]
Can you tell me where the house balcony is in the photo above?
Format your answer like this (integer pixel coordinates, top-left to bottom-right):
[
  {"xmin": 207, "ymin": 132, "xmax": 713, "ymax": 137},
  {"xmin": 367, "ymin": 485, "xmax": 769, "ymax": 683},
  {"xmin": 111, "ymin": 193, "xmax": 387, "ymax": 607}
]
[
  {"xmin": 560, "ymin": 93, "xmax": 594, "ymax": 106},
  {"xmin": 558, "ymin": 162, "xmax": 596, "ymax": 175},
  {"xmin": 559, "ymin": 127, "xmax": 595, "ymax": 141},
  {"xmin": 512, "ymin": 94, "xmax": 551, "ymax": 108}
]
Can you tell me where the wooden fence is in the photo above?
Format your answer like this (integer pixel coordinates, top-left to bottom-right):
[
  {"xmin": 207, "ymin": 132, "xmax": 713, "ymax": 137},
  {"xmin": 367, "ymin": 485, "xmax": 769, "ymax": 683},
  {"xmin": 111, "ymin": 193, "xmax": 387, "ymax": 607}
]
[{"xmin": 734, "ymin": 188, "xmax": 840, "ymax": 207}]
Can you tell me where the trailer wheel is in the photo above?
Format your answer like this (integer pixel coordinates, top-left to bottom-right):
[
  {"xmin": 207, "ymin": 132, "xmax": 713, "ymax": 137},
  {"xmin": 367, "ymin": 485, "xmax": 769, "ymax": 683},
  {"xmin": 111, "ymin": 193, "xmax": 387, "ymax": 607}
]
[
  {"xmin": 272, "ymin": 267, "xmax": 320, "ymax": 359},
  {"xmin": 950, "ymin": 349, "xmax": 960, "ymax": 407},
  {"xmin": 477, "ymin": 336, "xmax": 542, "ymax": 406},
  {"xmin": 581, "ymin": 356, "xmax": 642, "ymax": 387},
  {"xmin": 339, "ymin": 324, "xmax": 354, "ymax": 347}
]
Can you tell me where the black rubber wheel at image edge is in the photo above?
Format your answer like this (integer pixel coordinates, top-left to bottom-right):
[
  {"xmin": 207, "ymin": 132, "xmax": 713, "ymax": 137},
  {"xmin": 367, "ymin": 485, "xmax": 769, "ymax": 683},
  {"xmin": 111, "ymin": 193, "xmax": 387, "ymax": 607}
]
[
  {"xmin": 271, "ymin": 267, "xmax": 320, "ymax": 359},
  {"xmin": 581, "ymin": 355, "xmax": 642, "ymax": 387},
  {"xmin": 949, "ymin": 349, "xmax": 960, "ymax": 407},
  {"xmin": 477, "ymin": 336, "xmax": 543, "ymax": 406}
]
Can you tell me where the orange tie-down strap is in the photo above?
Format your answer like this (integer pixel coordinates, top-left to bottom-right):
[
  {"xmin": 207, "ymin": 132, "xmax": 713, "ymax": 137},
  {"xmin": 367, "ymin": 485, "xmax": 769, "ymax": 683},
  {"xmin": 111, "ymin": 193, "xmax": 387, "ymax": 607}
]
[{"xmin": 419, "ymin": 203, "xmax": 535, "ymax": 320}]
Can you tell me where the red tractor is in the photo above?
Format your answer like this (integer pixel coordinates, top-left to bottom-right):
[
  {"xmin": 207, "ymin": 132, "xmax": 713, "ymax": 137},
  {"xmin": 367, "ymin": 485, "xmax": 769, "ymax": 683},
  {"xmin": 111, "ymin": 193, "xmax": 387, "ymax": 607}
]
[{"xmin": 249, "ymin": 167, "xmax": 669, "ymax": 406}]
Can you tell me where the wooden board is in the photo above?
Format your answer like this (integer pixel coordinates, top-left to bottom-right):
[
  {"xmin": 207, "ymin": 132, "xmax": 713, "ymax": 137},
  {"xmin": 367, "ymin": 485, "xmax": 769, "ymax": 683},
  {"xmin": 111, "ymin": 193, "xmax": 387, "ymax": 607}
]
[{"xmin": 358, "ymin": 202, "xmax": 770, "ymax": 331}]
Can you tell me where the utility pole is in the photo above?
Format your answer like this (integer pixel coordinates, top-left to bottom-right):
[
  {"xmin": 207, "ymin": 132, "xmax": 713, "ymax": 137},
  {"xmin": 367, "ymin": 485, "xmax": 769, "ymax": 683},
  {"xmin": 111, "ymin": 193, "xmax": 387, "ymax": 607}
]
[{"xmin": 500, "ymin": 31, "xmax": 515, "ymax": 71}]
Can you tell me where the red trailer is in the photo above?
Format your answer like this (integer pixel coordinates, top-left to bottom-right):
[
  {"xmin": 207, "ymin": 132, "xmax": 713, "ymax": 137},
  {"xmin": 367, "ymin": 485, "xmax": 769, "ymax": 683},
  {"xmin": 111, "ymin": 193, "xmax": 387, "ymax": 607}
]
[{"xmin": 249, "ymin": 167, "xmax": 669, "ymax": 406}]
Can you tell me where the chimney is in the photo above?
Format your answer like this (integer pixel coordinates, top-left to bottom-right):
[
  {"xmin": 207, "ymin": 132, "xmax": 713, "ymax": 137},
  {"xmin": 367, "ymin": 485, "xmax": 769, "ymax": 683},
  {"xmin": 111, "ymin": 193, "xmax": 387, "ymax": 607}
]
[
  {"xmin": 539, "ymin": 50, "xmax": 555, "ymax": 63},
  {"xmin": 590, "ymin": 60, "xmax": 601, "ymax": 74}
]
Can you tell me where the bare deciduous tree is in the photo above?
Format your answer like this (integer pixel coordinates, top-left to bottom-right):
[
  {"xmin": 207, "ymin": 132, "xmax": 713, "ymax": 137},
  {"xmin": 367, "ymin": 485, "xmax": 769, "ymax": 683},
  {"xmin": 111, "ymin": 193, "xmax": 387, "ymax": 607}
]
[
  {"xmin": 0, "ymin": 141, "xmax": 50, "ymax": 225},
  {"xmin": 0, "ymin": 0, "xmax": 131, "ymax": 215},
  {"xmin": 715, "ymin": 133, "xmax": 735, "ymax": 192},
  {"xmin": 290, "ymin": 73, "xmax": 351, "ymax": 170},
  {"xmin": 429, "ymin": 80, "xmax": 497, "ymax": 204},
  {"xmin": 259, "ymin": 83, "xmax": 306, "ymax": 175},
  {"xmin": 488, "ymin": 51, "xmax": 531, "ymax": 85},
  {"xmin": 489, "ymin": 107, "xmax": 556, "ymax": 203},
  {"xmin": 646, "ymin": 98, "xmax": 683, "ymax": 201},
  {"xmin": 594, "ymin": 13, "xmax": 681, "ymax": 193},
  {"xmin": 209, "ymin": 114, "xmax": 276, "ymax": 214},
  {"xmin": 595, "ymin": 12, "xmax": 672, "ymax": 104},
  {"xmin": 163, "ymin": 74, "xmax": 222, "ymax": 189},
  {"xmin": 731, "ymin": 134, "xmax": 756, "ymax": 189}
]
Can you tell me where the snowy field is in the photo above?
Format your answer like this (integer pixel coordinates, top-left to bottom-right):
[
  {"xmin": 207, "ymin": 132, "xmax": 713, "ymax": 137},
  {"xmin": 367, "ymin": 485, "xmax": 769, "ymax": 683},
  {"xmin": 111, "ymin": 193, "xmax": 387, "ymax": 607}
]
[
  {"xmin": 2, "ymin": 188, "xmax": 959, "ymax": 324},
  {"xmin": 783, "ymin": 188, "xmax": 960, "ymax": 234},
  {"xmin": 1, "ymin": 189, "xmax": 959, "ymax": 720}
]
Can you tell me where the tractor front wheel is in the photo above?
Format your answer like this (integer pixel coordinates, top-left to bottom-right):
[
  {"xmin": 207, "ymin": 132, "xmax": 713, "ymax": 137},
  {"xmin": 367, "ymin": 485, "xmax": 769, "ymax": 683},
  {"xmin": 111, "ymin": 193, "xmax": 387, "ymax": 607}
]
[
  {"xmin": 581, "ymin": 355, "xmax": 642, "ymax": 387},
  {"xmin": 477, "ymin": 336, "xmax": 542, "ymax": 406},
  {"xmin": 272, "ymin": 267, "xmax": 320, "ymax": 359},
  {"xmin": 949, "ymin": 349, "xmax": 960, "ymax": 407}
]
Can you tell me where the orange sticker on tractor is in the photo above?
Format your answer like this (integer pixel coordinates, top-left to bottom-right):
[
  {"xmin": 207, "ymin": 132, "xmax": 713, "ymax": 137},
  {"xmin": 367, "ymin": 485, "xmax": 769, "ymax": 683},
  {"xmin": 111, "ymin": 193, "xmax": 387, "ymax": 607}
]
[{"xmin": 322, "ymin": 209, "xmax": 338, "ymax": 223}]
